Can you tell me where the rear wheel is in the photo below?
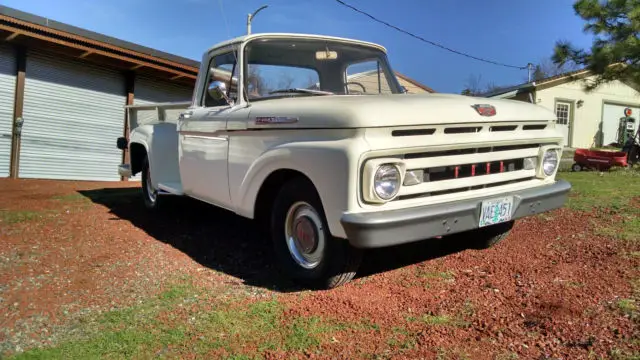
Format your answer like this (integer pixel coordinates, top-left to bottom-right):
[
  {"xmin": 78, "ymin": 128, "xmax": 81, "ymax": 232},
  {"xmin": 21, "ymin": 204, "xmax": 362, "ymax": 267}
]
[
  {"xmin": 572, "ymin": 163, "xmax": 582, "ymax": 172},
  {"xmin": 628, "ymin": 146, "xmax": 639, "ymax": 168},
  {"xmin": 141, "ymin": 156, "xmax": 161, "ymax": 210},
  {"xmin": 270, "ymin": 177, "xmax": 362, "ymax": 289}
]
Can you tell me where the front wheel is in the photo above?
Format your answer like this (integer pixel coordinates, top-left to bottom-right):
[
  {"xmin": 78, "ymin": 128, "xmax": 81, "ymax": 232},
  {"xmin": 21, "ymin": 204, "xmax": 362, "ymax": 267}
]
[
  {"xmin": 470, "ymin": 220, "xmax": 514, "ymax": 249},
  {"xmin": 450, "ymin": 220, "xmax": 515, "ymax": 250},
  {"xmin": 270, "ymin": 177, "xmax": 362, "ymax": 289}
]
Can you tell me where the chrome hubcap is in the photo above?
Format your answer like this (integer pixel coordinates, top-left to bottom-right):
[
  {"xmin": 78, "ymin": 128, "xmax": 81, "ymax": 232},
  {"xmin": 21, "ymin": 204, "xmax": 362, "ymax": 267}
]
[
  {"xmin": 285, "ymin": 202, "xmax": 324, "ymax": 269},
  {"xmin": 146, "ymin": 167, "xmax": 157, "ymax": 202}
]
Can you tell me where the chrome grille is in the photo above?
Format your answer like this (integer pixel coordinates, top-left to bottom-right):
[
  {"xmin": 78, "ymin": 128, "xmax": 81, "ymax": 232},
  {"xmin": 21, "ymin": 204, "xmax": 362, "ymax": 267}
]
[{"xmin": 392, "ymin": 143, "xmax": 545, "ymax": 201}]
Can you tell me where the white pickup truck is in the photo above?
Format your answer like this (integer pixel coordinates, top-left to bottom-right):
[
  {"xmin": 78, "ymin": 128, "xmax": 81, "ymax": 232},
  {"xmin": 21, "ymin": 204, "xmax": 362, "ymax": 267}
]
[{"xmin": 117, "ymin": 33, "xmax": 571, "ymax": 289}]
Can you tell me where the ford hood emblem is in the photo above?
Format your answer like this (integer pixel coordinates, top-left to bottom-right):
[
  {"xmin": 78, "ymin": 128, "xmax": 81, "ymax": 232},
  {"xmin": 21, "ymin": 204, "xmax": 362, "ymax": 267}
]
[{"xmin": 472, "ymin": 104, "xmax": 496, "ymax": 117}]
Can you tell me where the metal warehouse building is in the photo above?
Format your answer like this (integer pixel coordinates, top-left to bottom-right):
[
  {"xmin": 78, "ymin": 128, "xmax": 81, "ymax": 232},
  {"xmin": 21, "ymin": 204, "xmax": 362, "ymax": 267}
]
[{"xmin": 0, "ymin": 5, "xmax": 197, "ymax": 181}]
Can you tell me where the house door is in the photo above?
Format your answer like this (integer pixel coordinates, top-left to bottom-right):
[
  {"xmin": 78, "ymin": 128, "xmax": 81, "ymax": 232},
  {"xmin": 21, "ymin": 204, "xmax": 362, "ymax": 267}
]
[{"xmin": 554, "ymin": 102, "xmax": 571, "ymax": 146}]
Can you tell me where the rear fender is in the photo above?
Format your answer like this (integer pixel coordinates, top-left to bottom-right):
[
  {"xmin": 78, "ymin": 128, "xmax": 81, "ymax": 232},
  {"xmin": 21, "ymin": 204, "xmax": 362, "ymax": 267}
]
[{"xmin": 129, "ymin": 123, "xmax": 179, "ymax": 188}]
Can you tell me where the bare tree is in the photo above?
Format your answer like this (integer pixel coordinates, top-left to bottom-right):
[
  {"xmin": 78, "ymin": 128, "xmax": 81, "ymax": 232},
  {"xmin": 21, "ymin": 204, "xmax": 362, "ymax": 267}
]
[
  {"xmin": 461, "ymin": 74, "xmax": 483, "ymax": 96},
  {"xmin": 527, "ymin": 57, "xmax": 580, "ymax": 82},
  {"xmin": 247, "ymin": 66, "xmax": 268, "ymax": 96},
  {"xmin": 277, "ymin": 72, "xmax": 295, "ymax": 90},
  {"xmin": 305, "ymin": 74, "xmax": 319, "ymax": 90}
]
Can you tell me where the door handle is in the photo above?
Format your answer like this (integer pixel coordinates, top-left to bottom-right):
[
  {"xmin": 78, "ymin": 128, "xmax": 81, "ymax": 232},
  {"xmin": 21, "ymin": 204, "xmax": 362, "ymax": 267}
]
[{"xmin": 179, "ymin": 111, "xmax": 193, "ymax": 120}]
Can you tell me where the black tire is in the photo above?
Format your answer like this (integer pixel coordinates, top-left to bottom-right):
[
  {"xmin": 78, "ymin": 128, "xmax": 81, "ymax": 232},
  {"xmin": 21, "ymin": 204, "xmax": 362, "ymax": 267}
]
[
  {"xmin": 572, "ymin": 163, "xmax": 582, "ymax": 172},
  {"xmin": 462, "ymin": 220, "xmax": 515, "ymax": 250},
  {"xmin": 141, "ymin": 155, "xmax": 161, "ymax": 210},
  {"xmin": 270, "ymin": 177, "xmax": 362, "ymax": 289},
  {"xmin": 628, "ymin": 146, "xmax": 639, "ymax": 168}
]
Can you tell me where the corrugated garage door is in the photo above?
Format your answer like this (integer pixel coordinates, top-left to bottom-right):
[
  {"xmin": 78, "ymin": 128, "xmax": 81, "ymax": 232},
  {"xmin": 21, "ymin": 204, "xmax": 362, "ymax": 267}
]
[
  {"xmin": 0, "ymin": 45, "xmax": 16, "ymax": 177},
  {"xmin": 602, "ymin": 103, "xmax": 640, "ymax": 146},
  {"xmin": 19, "ymin": 52, "xmax": 125, "ymax": 181},
  {"xmin": 134, "ymin": 75, "xmax": 193, "ymax": 105}
]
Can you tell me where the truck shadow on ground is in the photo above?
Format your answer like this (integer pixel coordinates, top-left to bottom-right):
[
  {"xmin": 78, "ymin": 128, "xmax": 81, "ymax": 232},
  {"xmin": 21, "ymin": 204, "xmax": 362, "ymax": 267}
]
[{"xmin": 80, "ymin": 187, "xmax": 476, "ymax": 292}]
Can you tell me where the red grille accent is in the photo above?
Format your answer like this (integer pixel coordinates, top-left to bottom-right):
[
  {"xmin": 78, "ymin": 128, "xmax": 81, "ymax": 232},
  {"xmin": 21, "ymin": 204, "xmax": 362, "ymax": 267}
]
[
  {"xmin": 486, "ymin": 163, "xmax": 491, "ymax": 174},
  {"xmin": 471, "ymin": 164, "xmax": 476, "ymax": 176},
  {"xmin": 454, "ymin": 166, "xmax": 460, "ymax": 178},
  {"xmin": 500, "ymin": 161, "xmax": 504, "ymax": 172}
]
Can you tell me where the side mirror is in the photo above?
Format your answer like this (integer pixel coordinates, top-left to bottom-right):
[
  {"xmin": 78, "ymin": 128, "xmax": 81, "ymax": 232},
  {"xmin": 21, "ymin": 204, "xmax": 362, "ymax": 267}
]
[{"xmin": 207, "ymin": 81, "xmax": 234, "ymax": 105}]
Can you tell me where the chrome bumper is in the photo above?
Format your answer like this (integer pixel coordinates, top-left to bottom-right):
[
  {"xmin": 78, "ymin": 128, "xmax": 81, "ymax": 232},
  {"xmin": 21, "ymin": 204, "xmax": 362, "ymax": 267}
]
[{"xmin": 340, "ymin": 180, "xmax": 571, "ymax": 248}]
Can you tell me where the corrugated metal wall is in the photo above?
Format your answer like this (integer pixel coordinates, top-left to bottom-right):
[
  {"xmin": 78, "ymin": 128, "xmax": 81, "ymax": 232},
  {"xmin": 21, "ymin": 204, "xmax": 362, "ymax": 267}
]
[
  {"xmin": 0, "ymin": 45, "xmax": 16, "ymax": 177},
  {"xmin": 134, "ymin": 75, "xmax": 193, "ymax": 105},
  {"xmin": 19, "ymin": 52, "xmax": 126, "ymax": 181}
]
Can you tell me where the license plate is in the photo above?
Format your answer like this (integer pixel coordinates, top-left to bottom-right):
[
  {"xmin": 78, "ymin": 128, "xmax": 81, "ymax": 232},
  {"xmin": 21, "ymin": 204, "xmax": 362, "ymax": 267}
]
[{"xmin": 479, "ymin": 196, "xmax": 514, "ymax": 227}]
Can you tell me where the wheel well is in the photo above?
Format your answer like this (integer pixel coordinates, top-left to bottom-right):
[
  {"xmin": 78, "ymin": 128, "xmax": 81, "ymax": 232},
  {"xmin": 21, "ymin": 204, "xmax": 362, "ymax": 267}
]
[
  {"xmin": 130, "ymin": 143, "xmax": 147, "ymax": 176},
  {"xmin": 254, "ymin": 169, "xmax": 313, "ymax": 228}
]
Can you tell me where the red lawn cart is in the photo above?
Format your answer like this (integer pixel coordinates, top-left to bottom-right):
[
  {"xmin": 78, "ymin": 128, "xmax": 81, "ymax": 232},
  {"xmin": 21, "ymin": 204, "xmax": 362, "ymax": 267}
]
[{"xmin": 571, "ymin": 148, "xmax": 629, "ymax": 172}]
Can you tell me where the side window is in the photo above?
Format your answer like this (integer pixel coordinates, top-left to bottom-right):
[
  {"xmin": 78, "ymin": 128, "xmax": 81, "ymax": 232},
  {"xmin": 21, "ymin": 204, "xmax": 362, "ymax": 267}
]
[
  {"xmin": 345, "ymin": 60, "xmax": 393, "ymax": 95},
  {"xmin": 203, "ymin": 51, "xmax": 238, "ymax": 107}
]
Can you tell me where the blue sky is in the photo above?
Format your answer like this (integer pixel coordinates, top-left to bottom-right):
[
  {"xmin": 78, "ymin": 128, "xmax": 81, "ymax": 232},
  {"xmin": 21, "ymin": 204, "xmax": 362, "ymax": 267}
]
[{"xmin": 2, "ymin": 0, "xmax": 594, "ymax": 93}]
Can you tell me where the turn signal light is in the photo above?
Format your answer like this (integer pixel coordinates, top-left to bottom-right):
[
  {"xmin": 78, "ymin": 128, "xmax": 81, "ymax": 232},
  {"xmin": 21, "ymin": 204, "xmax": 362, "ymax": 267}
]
[{"xmin": 403, "ymin": 170, "xmax": 424, "ymax": 186}]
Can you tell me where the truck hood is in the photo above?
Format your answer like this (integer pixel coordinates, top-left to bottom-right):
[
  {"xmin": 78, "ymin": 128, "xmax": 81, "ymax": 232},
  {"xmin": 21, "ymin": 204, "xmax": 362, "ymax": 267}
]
[{"xmin": 245, "ymin": 93, "xmax": 555, "ymax": 129}]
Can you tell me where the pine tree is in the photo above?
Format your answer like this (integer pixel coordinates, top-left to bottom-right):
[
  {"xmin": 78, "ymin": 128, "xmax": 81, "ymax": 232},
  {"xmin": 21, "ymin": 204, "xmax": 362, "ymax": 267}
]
[{"xmin": 552, "ymin": 0, "xmax": 640, "ymax": 91}]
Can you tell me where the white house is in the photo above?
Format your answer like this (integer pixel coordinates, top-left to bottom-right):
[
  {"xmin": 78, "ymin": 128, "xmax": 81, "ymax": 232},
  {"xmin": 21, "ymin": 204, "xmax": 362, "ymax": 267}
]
[{"xmin": 484, "ymin": 70, "xmax": 640, "ymax": 149}]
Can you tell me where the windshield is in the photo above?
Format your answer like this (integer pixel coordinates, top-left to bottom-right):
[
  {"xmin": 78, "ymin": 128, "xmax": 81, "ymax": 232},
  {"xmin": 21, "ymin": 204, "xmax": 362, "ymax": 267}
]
[{"xmin": 243, "ymin": 38, "xmax": 401, "ymax": 101}]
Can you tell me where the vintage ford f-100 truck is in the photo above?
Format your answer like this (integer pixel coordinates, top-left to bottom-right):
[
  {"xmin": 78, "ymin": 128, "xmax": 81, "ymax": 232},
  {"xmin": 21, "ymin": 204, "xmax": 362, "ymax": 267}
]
[{"xmin": 117, "ymin": 33, "xmax": 571, "ymax": 289}]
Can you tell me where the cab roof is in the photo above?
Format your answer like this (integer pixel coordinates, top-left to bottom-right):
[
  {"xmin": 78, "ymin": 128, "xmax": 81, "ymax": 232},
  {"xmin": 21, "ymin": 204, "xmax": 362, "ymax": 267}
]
[{"xmin": 206, "ymin": 33, "xmax": 387, "ymax": 54}]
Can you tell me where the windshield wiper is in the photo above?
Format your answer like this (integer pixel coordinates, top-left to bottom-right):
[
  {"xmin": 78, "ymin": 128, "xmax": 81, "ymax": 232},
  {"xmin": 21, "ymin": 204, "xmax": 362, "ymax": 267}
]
[{"xmin": 268, "ymin": 88, "xmax": 334, "ymax": 96}]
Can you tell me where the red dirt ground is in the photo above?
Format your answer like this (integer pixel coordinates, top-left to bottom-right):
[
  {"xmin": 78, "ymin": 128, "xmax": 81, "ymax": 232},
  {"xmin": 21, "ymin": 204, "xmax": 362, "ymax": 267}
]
[{"xmin": 0, "ymin": 178, "xmax": 638, "ymax": 359}]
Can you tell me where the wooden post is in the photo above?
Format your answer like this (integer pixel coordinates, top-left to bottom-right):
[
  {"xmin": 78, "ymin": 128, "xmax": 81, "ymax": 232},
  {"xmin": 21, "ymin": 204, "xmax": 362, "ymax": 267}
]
[
  {"xmin": 9, "ymin": 46, "xmax": 26, "ymax": 179},
  {"xmin": 121, "ymin": 71, "xmax": 135, "ymax": 181}
]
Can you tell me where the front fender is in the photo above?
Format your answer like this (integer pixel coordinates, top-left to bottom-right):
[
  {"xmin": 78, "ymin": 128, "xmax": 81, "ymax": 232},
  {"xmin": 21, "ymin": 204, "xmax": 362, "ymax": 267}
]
[{"xmin": 234, "ymin": 138, "xmax": 369, "ymax": 239}]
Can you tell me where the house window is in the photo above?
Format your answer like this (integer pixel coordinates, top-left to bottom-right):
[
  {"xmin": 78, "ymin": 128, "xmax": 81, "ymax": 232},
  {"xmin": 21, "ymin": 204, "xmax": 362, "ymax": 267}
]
[{"xmin": 555, "ymin": 103, "xmax": 570, "ymax": 125}]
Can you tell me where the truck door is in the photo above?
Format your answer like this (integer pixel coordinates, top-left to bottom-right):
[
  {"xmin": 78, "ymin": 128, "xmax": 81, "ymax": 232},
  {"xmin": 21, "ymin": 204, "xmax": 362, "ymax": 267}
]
[{"xmin": 177, "ymin": 51, "xmax": 239, "ymax": 209}]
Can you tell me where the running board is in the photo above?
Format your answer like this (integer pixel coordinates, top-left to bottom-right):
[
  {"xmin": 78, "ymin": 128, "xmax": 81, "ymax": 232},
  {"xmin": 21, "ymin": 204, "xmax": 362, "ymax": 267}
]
[{"xmin": 158, "ymin": 182, "xmax": 184, "ymax": 195}]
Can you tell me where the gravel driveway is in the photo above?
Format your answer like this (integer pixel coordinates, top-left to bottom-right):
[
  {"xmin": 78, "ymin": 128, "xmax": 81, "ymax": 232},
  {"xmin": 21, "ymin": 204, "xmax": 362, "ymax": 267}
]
[{"xmin": 0, "ymin": 172, "xmax": 638, "ymax": 359}]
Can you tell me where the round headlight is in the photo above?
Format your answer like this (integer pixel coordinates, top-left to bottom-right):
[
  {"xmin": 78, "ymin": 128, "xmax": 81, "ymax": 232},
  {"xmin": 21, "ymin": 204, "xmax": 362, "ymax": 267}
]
[
  {"xmin": 542, "ymin": 150, "xmax": 559, "ymax": 176},
  {"xmin": 374, "ymin": 164, "xmax": 401, "ymax": 200}
]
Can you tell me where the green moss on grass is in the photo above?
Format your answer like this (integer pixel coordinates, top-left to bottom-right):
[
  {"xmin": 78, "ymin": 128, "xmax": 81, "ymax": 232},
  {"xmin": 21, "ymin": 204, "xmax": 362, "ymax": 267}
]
[{"xmin": 0, "ymin": 210, "xmax": 41, "ymax": 224}]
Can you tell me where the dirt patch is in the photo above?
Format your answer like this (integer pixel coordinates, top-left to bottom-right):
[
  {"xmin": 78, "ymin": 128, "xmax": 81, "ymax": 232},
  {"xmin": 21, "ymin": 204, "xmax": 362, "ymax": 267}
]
[{"xmin": 1, "ymin": 177, "xmax": 639, "ymax": 359}]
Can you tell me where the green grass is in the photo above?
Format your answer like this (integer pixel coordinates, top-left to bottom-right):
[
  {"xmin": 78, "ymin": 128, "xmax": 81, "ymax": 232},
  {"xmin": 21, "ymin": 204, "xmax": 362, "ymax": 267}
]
[
  {"xmin": 51, "ymin": 193, "xmax": 90, "ymax": 203},
  {"xmin": 0, "ymin": 210, "xmax": 42, "ymax": 224},
  {"xmin": 436, "ymin": 347, "xmax": 471, "ymax": 360},
  {"xmin": 9, "ymin": 282, "xmax": 339, "ymax": 359},
  {"xmin": 557, "ymin": 170, "xmax": 640, "ymax": 242},
  {"xmin": 417, "ymin": 314, "xmax": 470, "ymax": 328},
  {"xmin": 616, "ymin": 299, "xmax": 638, "ymax": 319},
  {"xmin": 607, "ymin": 348, "xmax": 640, "ymax": 360},
  {"xmin": 386, "ymin": 326, "xmax": 416, "ymax": 351},
  {"xmin": 495, "ymin": 352, "xmax": 519, "ymax": 360},
  {"xmin": 417, "ymin": 269, "xmax": 455, "ymax": 281},
  {"xmin": 557, "ymin": 170, "xmax": 640, "ymax": 212}
]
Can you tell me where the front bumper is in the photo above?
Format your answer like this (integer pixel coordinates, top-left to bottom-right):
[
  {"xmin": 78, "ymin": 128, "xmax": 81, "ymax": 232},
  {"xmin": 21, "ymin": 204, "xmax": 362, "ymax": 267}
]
[{"xmin": 340, "ymin": 179, "xmax": 571, "ymax": 248}]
